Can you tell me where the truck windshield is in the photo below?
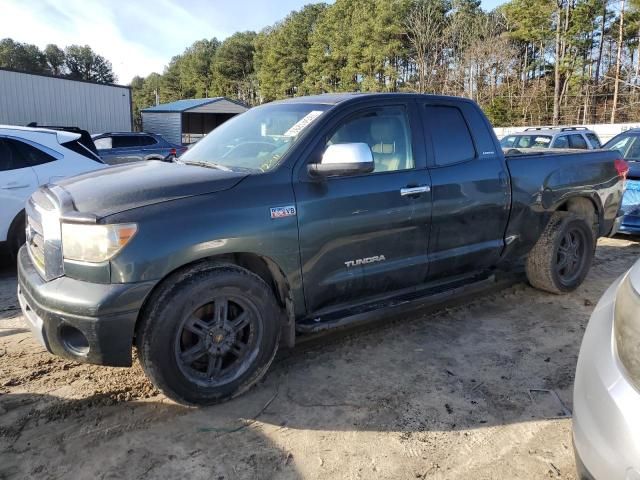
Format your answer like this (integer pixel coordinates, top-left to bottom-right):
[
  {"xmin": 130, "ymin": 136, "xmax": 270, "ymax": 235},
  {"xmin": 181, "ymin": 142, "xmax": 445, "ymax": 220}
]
[
  {"xmin": 500, "ymin": 135, "xmax": 552, "ymax": 149},
  {"xmin": 179, "ymin": 103, "xmax": 329, "ymax": 173}
]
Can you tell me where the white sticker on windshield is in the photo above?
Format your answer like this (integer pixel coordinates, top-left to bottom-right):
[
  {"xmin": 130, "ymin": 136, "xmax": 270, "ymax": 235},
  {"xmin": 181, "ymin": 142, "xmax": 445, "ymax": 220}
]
[
  {"xmin": 284, "ymin": 111, "xmax": 324, "ymax": 137},
  {"xmin": 536, "ymin": 137, "xmax": 551, "ymax": 143}
]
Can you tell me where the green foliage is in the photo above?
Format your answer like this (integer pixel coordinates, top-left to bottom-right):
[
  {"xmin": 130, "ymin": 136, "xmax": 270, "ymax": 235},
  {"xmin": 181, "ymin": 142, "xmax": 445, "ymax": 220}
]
[
  {"xmin": 0, "ymin": 38, "xmax": 116, "ymax": 83},
  {"xmin": 255, "ymin": 4, "xmax": 327, "ymax": 101},
  {"xmin": 210, "ymin": 32, "xmax": 257, "ymax": 103},
  {"xmin": 64, "ymin": 45, "xmax": 115, "ymax": 83},
  {"xmin": 0, "ymin": 38, "xmax": 48, "ymax": 73}
]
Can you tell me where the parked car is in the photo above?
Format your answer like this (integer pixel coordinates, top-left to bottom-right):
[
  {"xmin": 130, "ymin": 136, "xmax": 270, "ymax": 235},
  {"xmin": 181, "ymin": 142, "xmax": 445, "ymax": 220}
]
[
  {"xmin": 0, "ymin": 125, "xmax": 106, "ymax": 257},
  {"xmin": 603, "ymin": 130, "xmax": 640, "ymax": 235},
  {"xmin": 92, "ymin": 132, "xmax": 187, "ymax": 165},
  {"xmin": 17, "ymin": 93, "xmax": 625, "ymax": 406},
  {"xmin": 500, "ymin": 126, "xmax": 602, "ymax": 151},
  {"xmin": 573, "ymin": 258, "xmax": 640, "ymax": 480}
]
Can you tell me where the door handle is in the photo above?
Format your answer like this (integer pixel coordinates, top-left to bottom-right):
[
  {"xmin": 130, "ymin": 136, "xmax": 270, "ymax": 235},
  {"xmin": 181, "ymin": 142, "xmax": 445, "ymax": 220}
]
[{"xmin": 400, "ymin": 185, "xmax": 430, "ymax": 196}]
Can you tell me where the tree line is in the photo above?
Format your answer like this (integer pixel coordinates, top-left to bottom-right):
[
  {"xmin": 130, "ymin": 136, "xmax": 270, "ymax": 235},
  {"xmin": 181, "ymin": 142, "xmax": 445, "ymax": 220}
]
[
  {"xmin": 4, "ymin": 0, "xmax": 640, "ymax": 129},
  {"xmin": 0, "ymin": 38, "xmax": 116, "ymax": 83},
  {"xmin": 130, "ymin": 0, "xmax": 640, "ymax": 128}
]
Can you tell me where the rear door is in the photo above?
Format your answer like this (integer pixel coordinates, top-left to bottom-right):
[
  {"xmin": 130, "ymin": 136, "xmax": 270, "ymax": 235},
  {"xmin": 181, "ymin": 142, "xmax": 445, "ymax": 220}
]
[
  {"xmin": 419, "ymin": 100, "xmax": 510, "ymax": 280},
  {"xmin": 294, "ymin": 101, "xmax": 431, "ymax": 313},
  {"xmin": 0, "ymin": 138, "xmax": 39, "ymax": 242}
]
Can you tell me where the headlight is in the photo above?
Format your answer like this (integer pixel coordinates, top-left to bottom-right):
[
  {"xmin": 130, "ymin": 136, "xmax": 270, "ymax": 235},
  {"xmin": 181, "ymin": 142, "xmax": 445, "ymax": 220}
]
[
  {"xmin": 61, "ymin": 223, "xmax": 137, "ymax": 263},
  {"xmin": 614, "ymin": 273, "xmax": 640, "ymax": 390}
]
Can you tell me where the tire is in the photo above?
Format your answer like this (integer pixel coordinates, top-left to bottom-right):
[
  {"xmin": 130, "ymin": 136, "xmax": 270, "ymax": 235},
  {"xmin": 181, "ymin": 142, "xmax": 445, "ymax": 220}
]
[
  {"xmin": 8, "ymin": 211, "xmax": 26, "ymax": 261},
  {"xmin": 525, "ymin": 212, "xmax": 595, "ymax": 294},
  {"xmin": 136, "ymin": 262, "xmax": 281, "ymax": 406}
]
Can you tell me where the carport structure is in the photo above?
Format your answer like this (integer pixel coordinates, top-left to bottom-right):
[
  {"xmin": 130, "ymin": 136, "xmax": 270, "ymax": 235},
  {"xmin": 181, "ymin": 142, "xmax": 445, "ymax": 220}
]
[{"xmin": 141, "ymin": 97, "xmax": 248, "ymax": 145}]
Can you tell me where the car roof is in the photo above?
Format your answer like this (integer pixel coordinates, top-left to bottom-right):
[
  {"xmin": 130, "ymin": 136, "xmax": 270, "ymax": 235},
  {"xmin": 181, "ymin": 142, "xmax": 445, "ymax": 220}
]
[
  {"xmin": 509, "ymin": 127, "xmax": 595, "ymax": 136},
  {"xmin": 93, "ymin": 132, "xmax": 156, "ymax": 137},
  {"xmin": 0, "ymin": 124, "xmax": 81, "ymax": 143}
]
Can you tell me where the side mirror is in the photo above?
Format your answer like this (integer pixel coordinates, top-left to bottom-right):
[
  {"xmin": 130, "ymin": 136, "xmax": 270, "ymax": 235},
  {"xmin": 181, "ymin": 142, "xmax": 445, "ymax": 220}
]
[{"xmin": 308, "ymin": 143, "xmax": 374, "ymax": 177}]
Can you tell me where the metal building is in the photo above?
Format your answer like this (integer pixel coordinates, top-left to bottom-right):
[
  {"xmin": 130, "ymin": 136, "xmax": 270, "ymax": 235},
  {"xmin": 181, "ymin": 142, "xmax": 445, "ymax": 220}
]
[
  {"xmin": 141, "ymin": 98, "xmax": 248, "ymax": 145},
  {"xmin": 0, "ymin": 68, "xmax": 132, "ymax": 133}
]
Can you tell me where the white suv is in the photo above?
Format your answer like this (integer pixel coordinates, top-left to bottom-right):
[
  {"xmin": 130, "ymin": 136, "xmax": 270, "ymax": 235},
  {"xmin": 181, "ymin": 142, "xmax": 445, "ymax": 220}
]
[{"xmin": 0, "ymin": 125, "xmax": 106, "ymax": 257}]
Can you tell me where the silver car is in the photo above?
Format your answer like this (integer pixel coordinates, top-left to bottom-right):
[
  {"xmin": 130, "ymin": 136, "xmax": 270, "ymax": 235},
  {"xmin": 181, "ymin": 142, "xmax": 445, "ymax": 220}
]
[
  {"xmin": 573, "ymin": 258, "xmax": 640, "ymax": 479},
  {"xmin": 500, "ymin": 126, "xmax": 602, "ymax": 151}
]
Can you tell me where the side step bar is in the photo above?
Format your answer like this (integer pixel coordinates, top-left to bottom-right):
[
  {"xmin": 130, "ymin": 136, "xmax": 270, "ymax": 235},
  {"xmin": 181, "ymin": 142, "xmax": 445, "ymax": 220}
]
[{"xmin": 296, "ymin": 271, "xmax": 523, "ymax": 335}]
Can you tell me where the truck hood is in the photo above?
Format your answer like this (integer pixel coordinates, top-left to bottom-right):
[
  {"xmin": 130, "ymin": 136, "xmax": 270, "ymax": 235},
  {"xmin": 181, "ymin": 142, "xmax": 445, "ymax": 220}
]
[{"xmin": 54, "ymin": 160, "xmax": 248, "ymax": 218}]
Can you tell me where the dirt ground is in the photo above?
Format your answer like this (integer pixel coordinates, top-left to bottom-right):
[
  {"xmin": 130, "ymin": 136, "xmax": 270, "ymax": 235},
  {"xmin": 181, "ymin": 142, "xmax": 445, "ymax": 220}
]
[{"xmin": 0, "ymin": 237, "xmax": 638, "ymax": 480}]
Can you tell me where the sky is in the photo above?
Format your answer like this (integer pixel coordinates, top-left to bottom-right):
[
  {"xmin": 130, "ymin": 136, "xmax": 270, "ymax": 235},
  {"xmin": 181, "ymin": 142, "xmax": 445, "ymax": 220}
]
[{"xmin": 4, "ymin": 0, "xmax": 506, "ymax": 85}]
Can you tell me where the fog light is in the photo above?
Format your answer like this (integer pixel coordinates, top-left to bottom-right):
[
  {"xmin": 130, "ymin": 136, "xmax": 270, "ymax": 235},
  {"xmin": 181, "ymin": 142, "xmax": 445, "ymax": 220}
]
[{"xmin": 59, "ymin": 324, "xmax": 89, "ymax": 356}]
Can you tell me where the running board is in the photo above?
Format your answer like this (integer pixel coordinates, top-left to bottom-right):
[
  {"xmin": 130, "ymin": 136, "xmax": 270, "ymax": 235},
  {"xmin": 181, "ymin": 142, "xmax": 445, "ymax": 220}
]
[{"xmin": 296, "ymin": 272, "xmax": 518, "ymax": 334}]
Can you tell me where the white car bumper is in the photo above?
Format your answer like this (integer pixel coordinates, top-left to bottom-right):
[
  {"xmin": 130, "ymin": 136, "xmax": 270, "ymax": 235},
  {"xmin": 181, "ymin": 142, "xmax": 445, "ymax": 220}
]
[{"xmin": 573, "ymin": 276, "xmax": 640, "ymax": 479}]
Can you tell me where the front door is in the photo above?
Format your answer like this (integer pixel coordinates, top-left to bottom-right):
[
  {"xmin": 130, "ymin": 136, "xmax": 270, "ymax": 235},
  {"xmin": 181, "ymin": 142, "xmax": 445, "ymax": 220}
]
[{"xmin": 294, "ymin": 103, "xmax": 431, "ymax": 314}]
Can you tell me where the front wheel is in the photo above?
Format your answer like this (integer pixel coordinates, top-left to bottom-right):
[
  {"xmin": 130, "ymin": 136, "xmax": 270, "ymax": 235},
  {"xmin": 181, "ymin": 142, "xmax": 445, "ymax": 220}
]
[
  {"xmin": 136, "ymin": 263, "xmax": 281, "ymax": 405},
  {"xmin": 526, "ymin": 212, "xmax": 595, "ymax": 294}
]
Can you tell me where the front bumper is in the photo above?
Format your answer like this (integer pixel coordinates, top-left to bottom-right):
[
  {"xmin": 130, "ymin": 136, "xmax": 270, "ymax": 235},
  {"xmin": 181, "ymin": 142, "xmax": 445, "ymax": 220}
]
[
  {"xmin": 573, "ymin": 276, "xmax": 640, "ymax": 479},
  {"xmin": 17, "ymin": 246, "xmax": 155, "ymax": 366}
]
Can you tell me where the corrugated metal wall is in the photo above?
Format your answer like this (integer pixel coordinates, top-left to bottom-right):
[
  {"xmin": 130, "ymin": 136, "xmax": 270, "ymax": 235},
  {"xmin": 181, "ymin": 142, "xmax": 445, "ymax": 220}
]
[
  {"xmin": 141, "ymin": 111, "xmax": 182, "ymax": 145},
  {"xmin": 0, "ymin": 69, "xmax": 132, "ymax": 133}
]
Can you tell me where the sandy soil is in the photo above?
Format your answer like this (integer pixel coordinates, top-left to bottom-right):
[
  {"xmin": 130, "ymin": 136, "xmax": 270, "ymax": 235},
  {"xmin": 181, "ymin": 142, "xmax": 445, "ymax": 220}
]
[{"xmin": 0, "ymin": 237, "xmax": 638, "ymax": 480}]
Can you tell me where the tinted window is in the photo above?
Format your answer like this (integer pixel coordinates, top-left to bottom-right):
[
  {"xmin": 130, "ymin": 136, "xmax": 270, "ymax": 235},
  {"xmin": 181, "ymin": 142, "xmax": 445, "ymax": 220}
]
[
  {"xmin": 568, "ymin": 134, "xmax": 588, "ymax": 149},
  {"xmin": 94, "ymin": 137, "xmax": 112, "ymax": 149},
  {"xmin": 586, "ymin": 133, "xmax": 601, "ymax": 149},
  {"xmin": 0, "ymin": 139, "xmax": 22, "ymax": 171},
  {"xmin": 327, "ymin": 106, "xmax": 414, "ymax": 172},
  {"xmin": 424, "ymin": 106, "xmax": 475, "ymax": 165},
  {"xmin": 552, "ymin": 136, "xmax": 569, "ymax": 148},
  {"xmin": 2, "ymin": 138, "xmax": 56, "ymax": 170},
  {"xmin": 626, "ymin": 137, "xmax": 640, "ymax": 160},
  {"xmin": 138, "ymin": 135, "xmax": 158, "ymax": 146},
  {"xmin": 112, "ymin": 135, "xmax": 140, "ymax": 148}
]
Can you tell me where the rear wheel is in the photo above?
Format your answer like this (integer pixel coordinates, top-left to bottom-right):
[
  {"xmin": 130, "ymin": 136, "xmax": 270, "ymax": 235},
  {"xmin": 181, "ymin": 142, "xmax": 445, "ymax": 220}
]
[
  {"xmin": 136, "ymin": 263, "xmax": 281, "ymax": 405},
  {"xmin": 526, "ymin": 212, "xmax": 594, "ymax": 294}
]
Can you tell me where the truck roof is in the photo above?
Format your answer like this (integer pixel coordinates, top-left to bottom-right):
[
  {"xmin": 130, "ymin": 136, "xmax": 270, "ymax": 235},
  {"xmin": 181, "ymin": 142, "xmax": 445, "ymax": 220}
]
[{"xmin": 270, "ymin": 92, "xmax": 477, "ymax": 106}]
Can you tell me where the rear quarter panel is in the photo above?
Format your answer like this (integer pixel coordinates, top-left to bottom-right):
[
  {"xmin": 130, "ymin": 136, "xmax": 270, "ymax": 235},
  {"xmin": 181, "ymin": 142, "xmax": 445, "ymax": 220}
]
[{"xmin": 504, "ymin": 150, "xmax": 623, "ymax": 258}]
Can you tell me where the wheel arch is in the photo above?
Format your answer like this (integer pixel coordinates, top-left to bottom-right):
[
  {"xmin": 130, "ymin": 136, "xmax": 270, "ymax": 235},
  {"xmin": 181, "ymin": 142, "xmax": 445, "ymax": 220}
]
[
  {"xmin": 135, "ymin": 252, "xmax": 296, "ymax": 347},
  {"xmin": 553, "ymin": 194, "xmax": 602, "ymax": 236}
]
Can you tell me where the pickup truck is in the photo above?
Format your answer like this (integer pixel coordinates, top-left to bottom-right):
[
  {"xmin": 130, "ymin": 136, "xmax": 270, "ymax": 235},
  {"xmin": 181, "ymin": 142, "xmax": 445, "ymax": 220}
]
[{"xmin": 17, "ymin": 93, "xmax": 626, "ymax": 406}]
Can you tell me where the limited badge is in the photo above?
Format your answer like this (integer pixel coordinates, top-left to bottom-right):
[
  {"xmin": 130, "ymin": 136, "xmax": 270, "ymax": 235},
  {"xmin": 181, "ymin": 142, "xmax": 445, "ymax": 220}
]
[{"xmin": 270, "ymin": 205, "xmax": 296, "ymax": 219}]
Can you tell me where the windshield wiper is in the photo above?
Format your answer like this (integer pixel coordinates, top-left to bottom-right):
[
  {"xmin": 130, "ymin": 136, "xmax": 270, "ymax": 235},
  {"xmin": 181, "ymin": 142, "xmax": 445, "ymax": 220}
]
[{"xmin": 180, "ymin": 160, "xmax": 231, "ymax": 171}]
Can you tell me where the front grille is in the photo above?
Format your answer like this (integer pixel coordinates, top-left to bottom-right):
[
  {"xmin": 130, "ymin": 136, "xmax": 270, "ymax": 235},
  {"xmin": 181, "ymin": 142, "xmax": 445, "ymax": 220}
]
[
  {"xmin": 26, "ymin": 215, "xmax": 45, "ymax": 274},
  {"xmin": 25, "ymin": 190, "xmax": 64, "ymax": 281}
]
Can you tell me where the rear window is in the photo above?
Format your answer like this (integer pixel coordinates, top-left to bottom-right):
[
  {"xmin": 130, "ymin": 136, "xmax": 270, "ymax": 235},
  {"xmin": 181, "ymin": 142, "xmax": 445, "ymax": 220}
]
[
  {"xmin": 568, "ymin": 134, "xmax": 588, "ymax": 149},
  {"xmin": 586, "ymin": 133, "xmax": 601, "ymax": 149},
  {"xmin": 61, "ymin": 140, "xmax": 104, "ymax": 163},
  {"xmin": 138, "ymin": 135, "xmax": 158, "ymax": 146},
  {"xmin": 112, "ymin": 136, "xmax": 140, "ymax": 148},
  {"xmin": 423, "ymin": 105, "xmax": 476, "ymax": 166},
  {"xmin": 0, "ymin": 138, "xmax": 56, "ymax": 171}
]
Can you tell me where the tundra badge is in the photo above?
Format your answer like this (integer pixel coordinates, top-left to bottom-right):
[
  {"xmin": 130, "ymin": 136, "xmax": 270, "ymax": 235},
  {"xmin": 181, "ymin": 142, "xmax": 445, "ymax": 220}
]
[{"xmin": 344, "ymin": 255, "xmax": 386, "ymax": 268}]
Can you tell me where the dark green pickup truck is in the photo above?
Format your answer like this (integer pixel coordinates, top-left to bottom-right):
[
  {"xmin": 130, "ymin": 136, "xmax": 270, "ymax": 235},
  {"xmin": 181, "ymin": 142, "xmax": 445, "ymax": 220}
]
[{"xmin": 17, "ymin": 93, "xmax": 626, "ymax": 405}]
